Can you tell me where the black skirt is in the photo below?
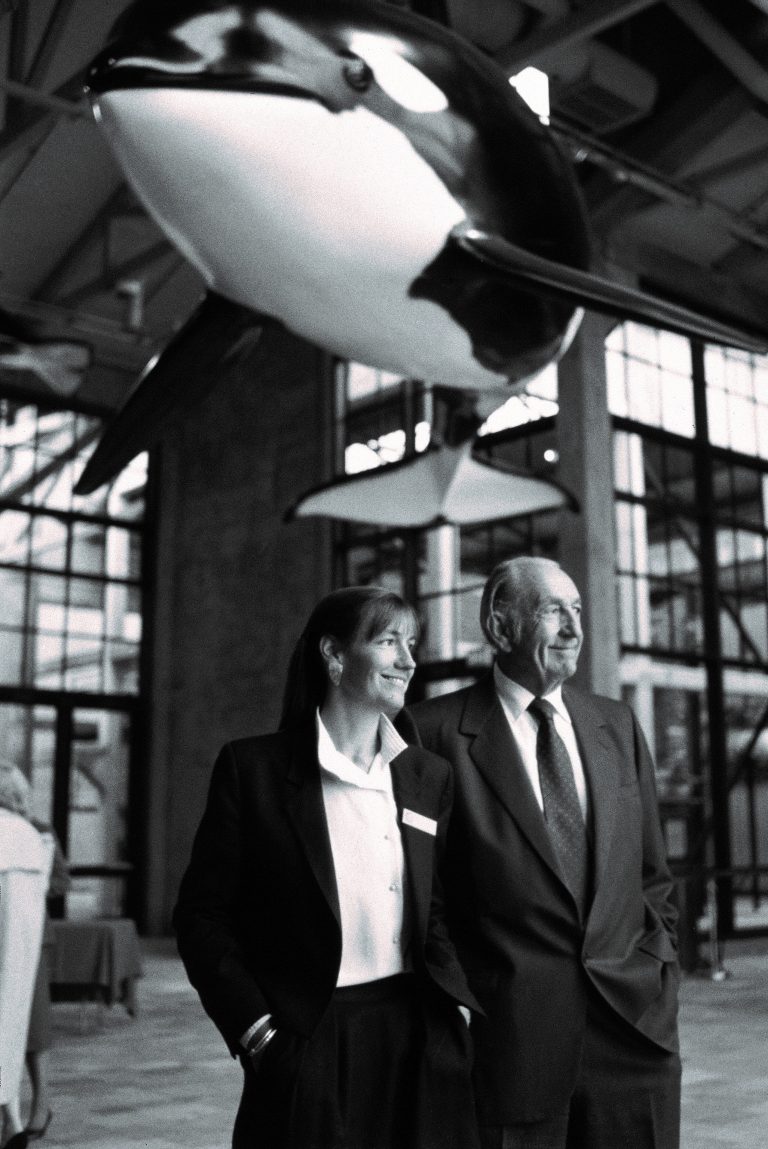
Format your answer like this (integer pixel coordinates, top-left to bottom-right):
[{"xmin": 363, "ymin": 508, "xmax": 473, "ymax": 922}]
[{"xmin": 233, "ymin": 973, "xmax": 478, "ymax": 1149}]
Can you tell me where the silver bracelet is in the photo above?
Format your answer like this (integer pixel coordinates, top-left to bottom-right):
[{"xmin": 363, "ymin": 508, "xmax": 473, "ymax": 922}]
[{"xmin": 247, "ymin": 1026, "xmax": 277, "ymax": 1059}]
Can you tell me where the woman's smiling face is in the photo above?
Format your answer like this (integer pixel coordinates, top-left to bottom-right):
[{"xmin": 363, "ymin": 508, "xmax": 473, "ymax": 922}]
[{"xmin": 337, "ymin": 615, "xmax": 418, "ymax": 717}]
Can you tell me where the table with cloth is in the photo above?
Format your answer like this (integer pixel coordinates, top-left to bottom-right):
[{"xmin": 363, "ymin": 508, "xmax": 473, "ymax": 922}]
[{"xmin": 49, "ymin": 918, "xmax": 143, "ymax": 1015}]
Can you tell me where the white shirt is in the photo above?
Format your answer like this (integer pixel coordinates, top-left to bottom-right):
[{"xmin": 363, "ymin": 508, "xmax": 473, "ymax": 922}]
[
  {"xmin": 493, "ymin": 663, "xmax": 589, "ymax": 820},
  {"xmin": 317, "ymin": 710, "xmax": 412, "ymax": 986}
]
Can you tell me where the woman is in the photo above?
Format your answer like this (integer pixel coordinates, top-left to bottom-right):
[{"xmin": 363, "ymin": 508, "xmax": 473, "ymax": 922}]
[
  {"xmin": 174, "ymin": 586, "xmax": 479, "ymax": 1149},
  {"xmin": 0, "ymin": 766, "xmax": 53, "ymax": 1149},
  {"xmin": 24, "ymin": 824, "xmax": 69, "ymax": 1142}
]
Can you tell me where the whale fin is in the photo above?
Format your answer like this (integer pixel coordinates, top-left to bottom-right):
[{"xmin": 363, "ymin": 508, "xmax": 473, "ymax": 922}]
[
  {"xmin": 287, "ymin": 442, "xmax": 576, "ymax": 527},
  {"xmin": 75, "ymin": 293, "xmax": 264, "ymax": 494},
  {"xmin": 453, "ymin": 225, "xmax": 768, "ymax": 355}
]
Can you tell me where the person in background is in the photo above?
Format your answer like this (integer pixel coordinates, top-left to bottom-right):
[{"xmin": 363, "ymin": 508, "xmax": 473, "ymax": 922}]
[
  {"xmin": 174, "ymin": 586, "xmax": 480, "ymax": 1149},
  {"xmin": 0, "ymin": 766, "xmax": 54, "ymax": 1149},
  {"xmin": 401, "ymin": 556, "xmax": 681, "ymax": 1149},
  {"xmin": 24, "ymin": 823, "xmax": 69, "ymax": 1142}
]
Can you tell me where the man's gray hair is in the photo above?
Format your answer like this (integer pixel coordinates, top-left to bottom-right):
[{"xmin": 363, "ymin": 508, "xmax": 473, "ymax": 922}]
[{"xmin": 480, "ymin": 556, "xmax": 563, "ymax": 650}]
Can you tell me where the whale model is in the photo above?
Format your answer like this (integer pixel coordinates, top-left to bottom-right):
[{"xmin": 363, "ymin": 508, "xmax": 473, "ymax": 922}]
[{"xmin": 75, "ymin": 0, "xmax": 766, "ymax": 505}]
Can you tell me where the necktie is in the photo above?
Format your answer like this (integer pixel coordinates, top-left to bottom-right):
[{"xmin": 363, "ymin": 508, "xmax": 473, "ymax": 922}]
[{"xmin": 529, "ymin": 697, "xmax": 590, "ymax": 915}]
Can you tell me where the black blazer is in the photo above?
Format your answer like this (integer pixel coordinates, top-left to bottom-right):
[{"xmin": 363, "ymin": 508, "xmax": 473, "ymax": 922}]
[
  {"xmin": 173, "ymin": 722, "xmax": 479, "ymax": 1060},
  {"xmin": 402, "ymin": 675, "xmax": 680, "ymax": 1124}
]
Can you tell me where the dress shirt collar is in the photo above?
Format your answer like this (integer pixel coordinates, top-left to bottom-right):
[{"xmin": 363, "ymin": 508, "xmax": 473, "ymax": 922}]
[
  {"xmin": 493, "ymin": 662, "xmax": 573, "ymax": 725},
  {"xmin": 316, "ymin": 710, "xmax": 407, "ymax": 789}
]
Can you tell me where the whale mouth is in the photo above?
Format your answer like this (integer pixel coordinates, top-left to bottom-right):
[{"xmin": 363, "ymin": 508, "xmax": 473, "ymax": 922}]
[{"xmin": 87, "ymin": 60, "xmax": 331, "ymax": 107}]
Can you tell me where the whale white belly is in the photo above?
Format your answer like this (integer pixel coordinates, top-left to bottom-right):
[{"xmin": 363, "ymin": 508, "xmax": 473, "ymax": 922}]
[{"xmin": 95, "ymin": 88, "xmax": 512, "ymax": 390}]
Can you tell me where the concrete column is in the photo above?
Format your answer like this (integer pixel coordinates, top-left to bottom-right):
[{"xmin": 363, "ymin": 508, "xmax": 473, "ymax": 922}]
[
  {"xmin": 143, "ymin": 325, "xmax": 333, "ymax": 933},
  {"xmin": 556, "ymin": 312, "xmax": 620, "ymax": 698},
  {"xmin": 421, "ymin": 524, "xmax": 459, "ymax": 661}
]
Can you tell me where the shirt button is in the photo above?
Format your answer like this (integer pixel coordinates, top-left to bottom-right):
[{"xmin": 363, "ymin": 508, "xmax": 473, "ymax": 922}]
[
  {"xmin": 389, "ymin": 883, "xmax": 398, "ymax": 891},
  {"xmin": 384, "ymin": 834, "xmax": 390, "ymax": 840}
]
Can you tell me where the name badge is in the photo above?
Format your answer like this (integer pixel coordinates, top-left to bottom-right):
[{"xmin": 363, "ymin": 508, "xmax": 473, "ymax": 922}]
[{"xmin": 402, "ymin": 808, "xmax": 437, "ymax": 836}]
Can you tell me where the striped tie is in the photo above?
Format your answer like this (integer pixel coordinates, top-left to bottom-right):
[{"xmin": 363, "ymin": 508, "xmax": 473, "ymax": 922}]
[{"xmin": 529, "ymin": 697, "xmax": 590, "ymax": 915}]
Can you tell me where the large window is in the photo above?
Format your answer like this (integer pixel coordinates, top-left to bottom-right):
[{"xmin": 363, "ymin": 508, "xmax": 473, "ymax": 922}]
[
  {"xmin": 0, "ymin": 398, "xmax": 147, "ymax": 921},
  {"xmin": 0, "ymin": 401, "xmax": 145, "ymax": 693},
  {"xmin": 610, "ymin": 322, "xmax": 768, "ymax": 935}
]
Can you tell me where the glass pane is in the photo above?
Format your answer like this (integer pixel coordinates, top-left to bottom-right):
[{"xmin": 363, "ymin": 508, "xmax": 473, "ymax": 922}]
[
  {"xmin": 0, "ymin": 509, "xmax": 31, "ymax": 564},
  {"xmin": 30, "ymin": 571, "xmax": 67, "ymax": 613},
  {"xmin": 104, "ymin": 639, "xmax": 140, "ymax": 694},
  {"xmin": 35, "ymin": 631, "xmax": 64, "ymax": 689},
  {"xmin": 0, "ymin": 567, "xmax": 26, "ymax": 627},
  {"xmin": 104, "ymin": 525, "xmax": 132, "ymax": 579},
  {"xmin": 65, "ymin": 635, "xmax": 104, "ymax": 693},
  {"xmin": 658, "ymin": 330, "xmax": 692, "ymax": 376},
  {"xmin": 606, "ymin": 351, "xmax": 627, "ymax": 416},
  {"xmin": 68, "ymin": 575, "xmax": 104, "ymax": 611},
  {"xmin": 729, "ymin": 397, "xmax": 757, "ymax": 455},
  {"xmin": 0, "ymin": 628, "xmax": 24, "ymax": 684},
  {"xmin": 71, "ymin": 521, "xmax": 106, "ymax": 576},
  {"xmin": 66, "ymin": 709, "xmax": 131, "ymax": 920},
  {"xmin": 660, "ymin": 374, "xmax": 695, "ymax": 438},
  {"xmin": 30, "ymin": 515, "xmax": 68, "ymax": 570}
]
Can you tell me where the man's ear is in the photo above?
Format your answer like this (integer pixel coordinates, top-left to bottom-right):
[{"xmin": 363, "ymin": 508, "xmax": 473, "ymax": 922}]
[{"xmin": 486, "ymin": 609, "xmax": 512, "ymax": 653}]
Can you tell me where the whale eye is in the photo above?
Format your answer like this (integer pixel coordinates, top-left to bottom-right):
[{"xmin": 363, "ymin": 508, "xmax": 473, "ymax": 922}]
[
  {"xmin": 348, "ymin": 33, "xmax": 448, "ymax": 113},
  {"xmin": 342, "ymin": 54, "xmax": 373, "ymax": 91}
]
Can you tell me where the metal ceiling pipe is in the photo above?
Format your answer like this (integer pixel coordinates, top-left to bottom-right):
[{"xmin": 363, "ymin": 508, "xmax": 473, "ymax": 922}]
[{"xmin": 666, "ymin": 0, "xmax": 768, "ymax": 107}]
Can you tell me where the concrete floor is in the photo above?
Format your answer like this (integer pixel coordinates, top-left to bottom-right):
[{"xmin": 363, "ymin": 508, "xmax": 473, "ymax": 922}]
[{"xmin": 18, "ymin": 938, "xmax": 768, "ymax": 1149}]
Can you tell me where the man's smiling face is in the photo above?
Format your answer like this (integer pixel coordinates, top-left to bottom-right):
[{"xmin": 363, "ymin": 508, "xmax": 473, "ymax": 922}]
[{"xmin": 495, "ymin": 563, "xmax": 583, "ymax": 696}]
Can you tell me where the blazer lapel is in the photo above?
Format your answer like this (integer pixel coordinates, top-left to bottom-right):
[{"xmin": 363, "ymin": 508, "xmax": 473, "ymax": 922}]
[
  {"xmin": 462, "ymin": 676, "xmax": 564, "ymax": 886},
  {"xmin": 390, "ymin": 747, "xmax": 432, "ymax": 942},
  {"xmin": 563, "ymin": 686, "xmax": 620, "ymax": 900},
  {"xmin": 281, "ymin": 723, "xmax": 341, "ymax": 926}
]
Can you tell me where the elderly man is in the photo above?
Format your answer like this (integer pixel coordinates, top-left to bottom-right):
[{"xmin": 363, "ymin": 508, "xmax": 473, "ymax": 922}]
[{"xmin": 401, "ymin": 556, "xmax": 680, "ymax": 1149}]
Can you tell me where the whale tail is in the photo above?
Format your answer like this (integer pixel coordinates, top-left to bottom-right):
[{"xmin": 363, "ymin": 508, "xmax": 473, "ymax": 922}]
[
  {"xmin": 74, "ymin": 293, "xmax": 265, "ymax": 495},
  {"xmin": 453, "ymin": 225, "xmax": 768, "ymax": 356},
  {"xmin": 287, "ymin": 441, "xmax": 576, "ymax": 528}
]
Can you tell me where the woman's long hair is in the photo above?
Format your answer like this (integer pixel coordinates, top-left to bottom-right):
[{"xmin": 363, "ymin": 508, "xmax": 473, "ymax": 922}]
[{"xmin": 280, "ymin": 586, "xmax": 419, "ymax": 729}]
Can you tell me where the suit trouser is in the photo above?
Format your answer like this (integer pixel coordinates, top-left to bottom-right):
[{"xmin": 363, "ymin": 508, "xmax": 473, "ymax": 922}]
[
  {"xmin": 234, "ymin": 973, "xmax": 478, "ymax": 1149},
  {"xmin": 479, "ymin": 990, "xmax": 681, "ymax": 1149}
]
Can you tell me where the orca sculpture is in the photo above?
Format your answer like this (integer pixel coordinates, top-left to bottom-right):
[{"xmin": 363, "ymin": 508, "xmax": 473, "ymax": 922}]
[{"xmin": 76, "ymin": 0, "xmax": 765, "ymax": 502}]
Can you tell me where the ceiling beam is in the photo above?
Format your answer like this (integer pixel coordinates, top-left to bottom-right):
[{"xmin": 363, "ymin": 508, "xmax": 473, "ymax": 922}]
[
  {"xmin": 606, "ymin": 237, "xmax": 768, "ymax": 337},
  {"xmin": 585, "ymin": 75, "xmax": 750, "ymax": 231},
  {"xmin": 25, "ymin": 0, "xmax": 79, "ymax": 87},
  {"xmin": 35, "ymin": 184, "xmax": 134, "ymax": 300},
  {"xmin": 7, "ymin": 0, "xmax": 30, "ymax": 83},
  {"xmin": 686, "ymin": 143, "xmax": 768, "ymax": 190},
  {"xmin": 494, "ymin": 0, "xmax": 662, "ymax": 73},
  {"xmin": 0, "ymin": 76, "xmax": 88, "ymax": 117},
  {"xmin": 552, "ymin": 116, "xmax": 768, "ymax": 253},
  {"xmin": 0, "ymin": 69, "xmax": 88, "ymax": 162},
  {"xmin": 56, "ymin": 239, "xmax": 175, "ymax": 309},
  {"xmin": 666, "ymin": 0, "xmax": 768, "ymax": 109}
]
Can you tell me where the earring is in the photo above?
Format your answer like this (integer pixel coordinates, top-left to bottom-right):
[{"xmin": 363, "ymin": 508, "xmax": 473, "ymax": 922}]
[{"xmin": 329, "ymin": 663, "xmax": 342, "ymax": 687}]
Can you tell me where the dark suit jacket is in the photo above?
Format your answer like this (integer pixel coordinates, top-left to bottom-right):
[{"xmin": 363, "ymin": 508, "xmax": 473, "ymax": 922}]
[
  {"xmin": 402, "ymin": 675, "xmax": 680, "ymax": 1124},
  {"xmin": 173, "ymin": 721, "xmax": 479, "ymax": 1061}
]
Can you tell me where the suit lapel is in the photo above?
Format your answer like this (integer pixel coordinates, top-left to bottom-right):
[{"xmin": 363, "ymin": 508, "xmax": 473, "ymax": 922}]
[
  {"xmin": 390, "ymin": 747, "xmax": 431, "ymax": 941},
  {"xmin": 281, "ymin": 723, "xmax": 341, "ymax": 925},
  {"xmin": 462, "ymin": 676, "xmax": 564, "ymax": 886},
  {"xmin": 562, "ymin": 686, "xmax": 620, "ymax": 899}
]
